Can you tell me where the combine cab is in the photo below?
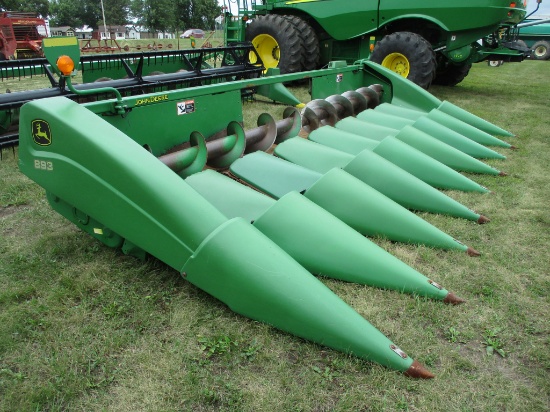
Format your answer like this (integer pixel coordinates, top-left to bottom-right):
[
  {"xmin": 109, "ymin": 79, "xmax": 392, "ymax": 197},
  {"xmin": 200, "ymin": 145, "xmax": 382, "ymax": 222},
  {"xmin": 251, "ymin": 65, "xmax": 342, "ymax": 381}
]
[{"xmin": 0, "ymin": 11, "xmax": 48, "ymax": 60}]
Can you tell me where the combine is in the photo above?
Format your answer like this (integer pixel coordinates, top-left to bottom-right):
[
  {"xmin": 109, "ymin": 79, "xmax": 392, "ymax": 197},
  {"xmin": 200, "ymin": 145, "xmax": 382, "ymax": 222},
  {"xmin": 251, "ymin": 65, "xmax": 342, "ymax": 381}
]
[
  {"xmin": 224, "ymin": 0, "xmax": 536, "ymax": 88},
  {"xmin": 13, "ymin": 36, "xmax": 518, "ymax": 377}
]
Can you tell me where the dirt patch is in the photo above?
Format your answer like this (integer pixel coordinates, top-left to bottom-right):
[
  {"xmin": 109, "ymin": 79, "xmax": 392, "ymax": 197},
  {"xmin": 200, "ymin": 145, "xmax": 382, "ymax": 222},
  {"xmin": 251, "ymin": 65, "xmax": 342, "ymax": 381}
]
[{"xmin": 0, "ymin": 204, "xmax": 26, "ymax": 219}]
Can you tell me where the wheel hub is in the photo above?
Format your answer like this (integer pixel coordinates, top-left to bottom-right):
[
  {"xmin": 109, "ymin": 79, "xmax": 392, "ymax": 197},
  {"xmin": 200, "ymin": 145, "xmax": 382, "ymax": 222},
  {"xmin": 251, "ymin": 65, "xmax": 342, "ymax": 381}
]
[
  {"xmin": 251, "ymin": 34, "xmax": 280, "ymax": 69},
  {"xmin": 381, "ymin": 53, "xmax": 410, "ymax": 78},
  {"xmin": 534, "ymin": 45, "xmax": 547, "ymax": 57}
]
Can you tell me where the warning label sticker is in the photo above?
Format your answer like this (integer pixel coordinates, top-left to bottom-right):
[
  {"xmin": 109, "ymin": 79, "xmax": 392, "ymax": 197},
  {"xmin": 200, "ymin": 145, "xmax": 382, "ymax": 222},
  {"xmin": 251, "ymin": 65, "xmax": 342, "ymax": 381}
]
[{"xmin": 177, "ymin": 100, "xmax": 195, "ymax": 115}]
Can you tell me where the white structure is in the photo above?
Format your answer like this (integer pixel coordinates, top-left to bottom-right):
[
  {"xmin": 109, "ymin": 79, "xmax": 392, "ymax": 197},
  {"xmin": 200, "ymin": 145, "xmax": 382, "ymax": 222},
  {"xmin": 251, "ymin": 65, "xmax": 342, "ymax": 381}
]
[
  {"xmin": 126, "ymin": 25, "xmax": 141, "ymax": 40},
  {"xmin": 50, "ymin": 26, "xmax": 75, "ymax": 37},
  {"xmin": 157, "ymin": 32, "xmax": 176, "ymax": 39},
  {"xmin": 98, "ymin": 25, "xmax": 126, "ymax": 40},
  {"xmin": 75, "ymin": 25, "xmax": 93, "ymax": 39}
]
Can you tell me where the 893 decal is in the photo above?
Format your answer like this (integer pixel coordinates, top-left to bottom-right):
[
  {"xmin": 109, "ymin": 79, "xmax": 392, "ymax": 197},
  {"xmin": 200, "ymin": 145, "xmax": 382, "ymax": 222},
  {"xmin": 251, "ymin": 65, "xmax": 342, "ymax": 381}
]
[{"xmin": 34, "ymin": 159, "xmax": 53, "ymax": 171}]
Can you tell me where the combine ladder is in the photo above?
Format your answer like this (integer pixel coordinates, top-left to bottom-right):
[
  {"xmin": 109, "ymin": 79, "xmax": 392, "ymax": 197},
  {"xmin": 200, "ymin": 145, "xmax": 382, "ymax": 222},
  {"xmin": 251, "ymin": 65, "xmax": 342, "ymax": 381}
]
[{"xmin": 224, "ymin": 0, "xmax": 258, "ymax": 44}]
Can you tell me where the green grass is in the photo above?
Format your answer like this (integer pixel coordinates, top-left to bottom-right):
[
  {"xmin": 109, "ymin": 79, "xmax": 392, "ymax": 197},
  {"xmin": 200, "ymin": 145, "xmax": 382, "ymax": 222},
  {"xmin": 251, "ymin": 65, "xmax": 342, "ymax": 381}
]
[{"xmin": 1, "ymin": 60, "xmax": 549, "ymax": 411}]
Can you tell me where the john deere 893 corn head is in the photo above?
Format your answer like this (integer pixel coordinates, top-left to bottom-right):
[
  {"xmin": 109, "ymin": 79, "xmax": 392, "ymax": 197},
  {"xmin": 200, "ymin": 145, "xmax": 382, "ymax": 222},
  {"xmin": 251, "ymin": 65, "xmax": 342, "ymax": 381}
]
[{"xmin": 16, "ymin": 36, "xmax": 516, "ymax": 377}]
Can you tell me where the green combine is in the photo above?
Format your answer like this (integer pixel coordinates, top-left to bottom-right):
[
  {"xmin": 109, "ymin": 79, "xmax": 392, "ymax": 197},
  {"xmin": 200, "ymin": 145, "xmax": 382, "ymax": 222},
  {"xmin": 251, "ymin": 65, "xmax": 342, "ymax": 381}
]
[{"xmin": 225, "ymin": 0, "xmax": 533, "ymax": 88}]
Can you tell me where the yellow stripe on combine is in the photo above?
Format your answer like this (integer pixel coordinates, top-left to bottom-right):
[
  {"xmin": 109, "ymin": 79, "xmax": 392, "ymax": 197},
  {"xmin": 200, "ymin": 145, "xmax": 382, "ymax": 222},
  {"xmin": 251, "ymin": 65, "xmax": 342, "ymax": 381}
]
[
  {"xmin": 286, "ymin": 0, "xmax": 319, "ymax": 4},
  {"xmin": 43, "ymin": 37, "xmax": 79, "ymax": 47}
]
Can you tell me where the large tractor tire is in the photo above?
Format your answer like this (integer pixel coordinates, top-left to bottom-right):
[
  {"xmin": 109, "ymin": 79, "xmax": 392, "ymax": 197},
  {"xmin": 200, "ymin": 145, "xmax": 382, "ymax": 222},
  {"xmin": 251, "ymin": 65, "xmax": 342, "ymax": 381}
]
[
  {"xmin": 531, "ymin": 40, "xmax": 550, "ymax": 60},
  {"xmin": 370, "ymin": 32, "xmax": 437, "ymax": 89},
  {"xmin": 515, "ymin": 40, "xmax": 528, "ymax": 49},
  {"xmin": 284, "ymin": 15, "xmax": 320, "ymax": 71},
  {"xmin": 432, "ymin": 62, "xmax": 472, "ymax": 86},
  {"xmin": 246, "ymin": 14, "xmax": 303, "ymax": 74}
]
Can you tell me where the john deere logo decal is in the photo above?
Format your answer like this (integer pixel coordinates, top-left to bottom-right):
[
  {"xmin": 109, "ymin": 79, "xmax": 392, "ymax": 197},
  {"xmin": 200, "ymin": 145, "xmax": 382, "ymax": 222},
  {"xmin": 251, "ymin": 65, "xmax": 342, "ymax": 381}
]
[{"xmin": 31, "ymin": 120, "xmax": 52, "ymax": 146}]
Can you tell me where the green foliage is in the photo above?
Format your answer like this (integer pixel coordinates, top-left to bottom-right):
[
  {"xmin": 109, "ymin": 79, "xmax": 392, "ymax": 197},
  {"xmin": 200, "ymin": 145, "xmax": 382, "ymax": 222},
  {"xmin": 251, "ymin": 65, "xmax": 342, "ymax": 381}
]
[
  {"xmin": 48, "ymin": 0, "xmax": 84, "ymax": 28},
  {"xmin": 445, "ymin": 326, "xmax": 464, "ymax": 343},
  {"xmin": 130, "ymin": 0, "xmax": 221, "ymax": 32},
  {"xmin": 197, "ymin": 334, "xmax": 238, "ymax": 358},
  {"xmin": 0, "ymin": 0, "xmax": 49, "ymax": 18},
  {"xmin": 483, "ymin": 328, "xmax": 506, "ymax": 357},
  {"xmin": 46, "ymin": 0, "xmax": 220, "ymax": 32},
  {"xmin": 49, "ymin": 0, "xmax": 130, "ymax": 28},
  {"xmin": 101, "ymin": 0, "xmax": 130, "ymax": 27},
  {"xmin": 311, "ymin": 365, "xmax": 340, "ymax": 382}
]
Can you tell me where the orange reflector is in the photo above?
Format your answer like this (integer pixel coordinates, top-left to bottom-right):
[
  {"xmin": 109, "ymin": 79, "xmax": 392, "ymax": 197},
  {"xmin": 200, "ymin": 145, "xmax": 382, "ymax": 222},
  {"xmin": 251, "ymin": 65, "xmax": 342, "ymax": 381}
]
[
  {"xmin": 56, "ymin": 55, "xmax": 75, "ymax": 75},
  {"xmin": 510, "ymin": 2, "xmax": 516, "ymax": 7}
]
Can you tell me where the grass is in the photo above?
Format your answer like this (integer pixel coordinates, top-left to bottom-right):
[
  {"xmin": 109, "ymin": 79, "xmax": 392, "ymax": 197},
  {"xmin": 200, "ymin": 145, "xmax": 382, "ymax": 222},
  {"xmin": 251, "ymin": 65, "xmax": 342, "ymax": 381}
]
[{"xmin": 1, "ymin": 60, "xmax": 549, "ymax": 411}]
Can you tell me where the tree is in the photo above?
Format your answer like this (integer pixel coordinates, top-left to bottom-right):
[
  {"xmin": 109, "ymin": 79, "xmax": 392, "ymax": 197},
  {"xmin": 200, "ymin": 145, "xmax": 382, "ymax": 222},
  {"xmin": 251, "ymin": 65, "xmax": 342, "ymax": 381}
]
[
  {"xmin": 48, "ymin": 0, "xmax": 84, "ymax": 27},
  {"xmin": 97, "ymin": 0, "xmax": 131, "ymax": 26},
  {"xmin": 174, "ymin": 0, "xmax": 220, "ymax": 30},
  {"xmin": 49, "ymin": 0, "xmax": 130, "ymax": 29},
  {"xmin": 130, "ymin": 0, "xmax": 221, "ymax": 32},
  {"xmin": 0, "ymin": 0, "xmax": 49, "ymax": 17},
  {"xmin": 191, "ymin": 0, "xmax": 220, "ymax": 30},
  {"xmin": 140, "ymin": 0, "xmax": 176, "ymax": 32}
]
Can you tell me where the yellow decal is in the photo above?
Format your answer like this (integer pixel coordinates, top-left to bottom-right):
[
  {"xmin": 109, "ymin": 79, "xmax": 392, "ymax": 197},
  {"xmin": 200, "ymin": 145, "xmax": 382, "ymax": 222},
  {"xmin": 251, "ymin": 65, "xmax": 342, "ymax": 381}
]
[
  {"xmin": 31, "ymin": 119, "xmax": 52, "ymax": 146},
  {"xmin": 135, "ymin": 94, "xmax": 169, "ymax": 106},
  {"xmin": 93, "ymin": 228, "xmax": 104, "ymax": 235},
  {"xmin": 43, "ymin": 36, "xmax": 79, "ymax": 47}
]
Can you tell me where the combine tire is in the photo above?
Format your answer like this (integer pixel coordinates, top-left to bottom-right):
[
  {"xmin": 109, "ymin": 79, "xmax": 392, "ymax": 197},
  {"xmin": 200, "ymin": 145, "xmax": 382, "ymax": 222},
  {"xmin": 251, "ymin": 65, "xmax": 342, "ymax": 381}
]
[
  {"xmin": 246, "ymin": 15, "xmax": 302, "ymax": 74},
  {"xmin": 531, "ymin": 40, "xmax": 550, "ymax": 60},
  {"xmin": 284, "ymin": 16, "xmax": 320, "ymax": 71},
  {"xmin": 515, "ymin": 40, "xmax": 528, "ymax": 49},
  {"xmin": 370, "ymin": 32, "xmax": 437, "ymax": 89},
  {"xmin": 433, "ymin": 62, "xmax": 472, "ymax": 86}
]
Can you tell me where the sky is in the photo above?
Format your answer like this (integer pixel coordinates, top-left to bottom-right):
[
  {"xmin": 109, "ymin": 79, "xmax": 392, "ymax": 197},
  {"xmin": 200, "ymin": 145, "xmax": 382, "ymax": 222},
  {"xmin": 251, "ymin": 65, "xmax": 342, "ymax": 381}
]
[
  {"xmin": 528, "ymin": 1, "xmax": 550, "ymax": 17},
  {"xmin": 218, "ymin": 1, "xmax": 550, "ymax": 18}
]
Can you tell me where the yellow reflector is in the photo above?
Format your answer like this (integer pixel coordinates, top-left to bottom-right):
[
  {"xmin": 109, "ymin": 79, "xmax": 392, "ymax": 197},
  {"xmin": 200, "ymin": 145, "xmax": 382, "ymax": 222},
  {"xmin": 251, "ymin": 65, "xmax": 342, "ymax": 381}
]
[{"xmin": 56, "ymin": 55, "xmax": 75, "ymax": 75}]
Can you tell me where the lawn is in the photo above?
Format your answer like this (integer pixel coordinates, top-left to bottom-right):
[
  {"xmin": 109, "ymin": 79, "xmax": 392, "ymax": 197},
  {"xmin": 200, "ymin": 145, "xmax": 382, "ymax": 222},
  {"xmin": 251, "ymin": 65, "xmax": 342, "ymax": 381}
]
[{"xmin": 0, "ymin": 60, "xmax": 549, "ymax": 411}]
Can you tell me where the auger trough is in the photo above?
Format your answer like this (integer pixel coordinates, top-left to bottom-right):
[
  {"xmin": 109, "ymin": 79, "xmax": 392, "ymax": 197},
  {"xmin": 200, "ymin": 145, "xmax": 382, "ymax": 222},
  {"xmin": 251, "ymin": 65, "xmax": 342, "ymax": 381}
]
[
  {"xmin": 16, "ymin": 37, "xmax": 516, "ymax": 378},
  {"xmin": 0, "ymin": 42, "xmax": 299, "ymax": 152}
]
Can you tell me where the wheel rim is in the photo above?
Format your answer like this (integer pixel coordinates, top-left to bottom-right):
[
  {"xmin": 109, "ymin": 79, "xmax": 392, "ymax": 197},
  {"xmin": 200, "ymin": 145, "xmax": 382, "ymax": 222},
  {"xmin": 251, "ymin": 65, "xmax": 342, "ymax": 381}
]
[
  {"xmin": 251, "ymin": 34, "xmax": 280, "ymax": 69},
  {"xmin": 534, "ymin": 45, "xmax": 547, "ymax": 58},
  {"xmin": 381, "ymin": 53, "xmax": 410, "ymax": 77}
]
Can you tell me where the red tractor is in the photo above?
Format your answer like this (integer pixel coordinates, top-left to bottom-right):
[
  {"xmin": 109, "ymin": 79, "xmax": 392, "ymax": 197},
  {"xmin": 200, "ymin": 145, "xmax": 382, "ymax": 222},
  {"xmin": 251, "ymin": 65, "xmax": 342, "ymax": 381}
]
[{"xmin": 0, "ymin": 11, "xmax": 48, "ymax": 60}]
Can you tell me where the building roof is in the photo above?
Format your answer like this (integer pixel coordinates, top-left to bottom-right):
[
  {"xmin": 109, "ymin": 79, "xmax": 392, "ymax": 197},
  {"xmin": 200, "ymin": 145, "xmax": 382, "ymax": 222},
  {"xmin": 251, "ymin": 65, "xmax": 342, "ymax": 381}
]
[
  {"xmin": 97, "ymin": 25, "xmax": 127, "ymax": 32},
  {"xmin": 49, "ymin": 26, "xmax": 74, "ymax": 32}
]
